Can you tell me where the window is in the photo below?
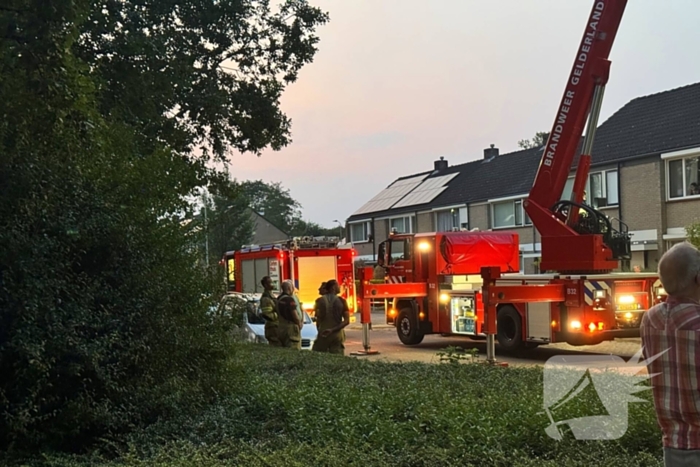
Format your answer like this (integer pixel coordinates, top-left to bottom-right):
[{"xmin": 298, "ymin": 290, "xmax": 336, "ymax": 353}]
[
  {"xmin": 350, "ymin": 221, "xmax": 371, "ymax": 243},
  {"xmin": 560, "ymin": 170, "xmax": 619, "ymax": 208},
  {"xmin": 491, "ymin": 199, "xmax": 531, "ymax": 228},
  {"xmin": 389, "ymin": 216, "xmax": 414, "ymax": 233},
  {"xmin": 606, "ymin": 171, "xmax": 619, "ymax": 205},
  {"xmin": 388, "ymin": 238, "xmax": 411, "ymax": 263},
  {"xmin": 667, "ymin": 154, "xmax": 700, "ymax": 199},
  {"xmin": 561, "ymin": 177, "xmax": 575, "ymax": 202},
  {"xmin": 436, "ymin": 209, "xmax": 460, "ymax": 232}
]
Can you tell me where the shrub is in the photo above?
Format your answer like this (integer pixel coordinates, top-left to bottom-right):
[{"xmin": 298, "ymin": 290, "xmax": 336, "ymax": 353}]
[{"xmin": 1, "ymin": 345, "xmax": 660, "ymax": 466}]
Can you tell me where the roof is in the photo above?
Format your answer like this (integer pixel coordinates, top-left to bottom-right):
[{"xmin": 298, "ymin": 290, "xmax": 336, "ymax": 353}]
[
  {"xmin": 588, "ymin": 81, "xmax": 700, "ymax": 164},
  {"xmin": 431, "ymin": 146, "xmax": 544, "ymax": 206},
  {"xmin": 347, "ymin": 81, "xmax": 700, "ymax": 223}
]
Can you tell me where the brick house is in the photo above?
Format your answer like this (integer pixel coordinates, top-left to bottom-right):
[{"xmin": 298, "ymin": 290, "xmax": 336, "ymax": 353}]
[{"xmin": 345, "ymin": 82, "xmax": 700, "ymax": 273}]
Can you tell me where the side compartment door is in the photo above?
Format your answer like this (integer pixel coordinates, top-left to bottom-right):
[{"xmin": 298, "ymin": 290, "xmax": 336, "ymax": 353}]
[
  {"xmin": 254, "ymin": 258, "xmax": 269, "ymax": 293},
  {"xmin": 242, "ymin": 259, "xmax": 256, "ymax": 293},
  {"xmin": 526, "ymin": 302, "xmax": 551, "ymax": 343}
]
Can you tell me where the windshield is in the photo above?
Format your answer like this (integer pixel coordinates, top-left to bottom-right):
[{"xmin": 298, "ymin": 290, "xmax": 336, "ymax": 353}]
[{"xmin": 247, "ymin": 308, "xmax": 266, "ymax": 325}]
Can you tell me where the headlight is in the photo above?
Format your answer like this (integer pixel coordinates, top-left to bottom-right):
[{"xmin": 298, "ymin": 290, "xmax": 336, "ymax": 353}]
[{"xmin": 617, "ymin": 295, "xmax": 635, "ymax": 305}]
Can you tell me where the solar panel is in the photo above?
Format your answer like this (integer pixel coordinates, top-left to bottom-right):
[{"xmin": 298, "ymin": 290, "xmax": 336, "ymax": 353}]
[
  {"xmin": 392, "ymin": 173, "xmax": 459, "ymax": 208},
  {"xmin": 351, "ymin": 174, "xmax": 428, "ymax": 215}
]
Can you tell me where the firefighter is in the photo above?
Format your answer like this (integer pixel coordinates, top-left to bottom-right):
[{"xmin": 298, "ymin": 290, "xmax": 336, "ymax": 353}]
[
  {"xmin": 277, "ymin": 280, "xmax": 303, "ymax": 350},
  {"xmin": 579, "ymin": 191, "xmax": 589, "ymax": 216},
  {"xmin": 282, "ymin": 279, "xmax": 304, "ymax": 323},
  {"xmin": 373, "ymin": 258, "xmax": 387, "ymax": 281},
  {"xmin": 259, "ymin": 276, "xmax": 281, "ymax": 346},
  {"xmin": 312, "ymin": 279, "xmax": 350, "ymax": 355}
]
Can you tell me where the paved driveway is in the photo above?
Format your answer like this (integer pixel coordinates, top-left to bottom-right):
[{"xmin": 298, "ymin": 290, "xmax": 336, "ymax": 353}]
[{"xmin": 346, "ymin": 314, "xmax": 646, "ymax": 371}]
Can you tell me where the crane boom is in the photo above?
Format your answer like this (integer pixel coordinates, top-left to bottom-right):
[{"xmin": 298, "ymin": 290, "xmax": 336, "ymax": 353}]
[{"xmin": 524, "ymin": 0, "xmax": 631, "ymax": 274}]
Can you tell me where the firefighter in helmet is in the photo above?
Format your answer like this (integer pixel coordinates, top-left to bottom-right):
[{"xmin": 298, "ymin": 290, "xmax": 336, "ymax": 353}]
[
  {"xmin": 276, "ymin": 280, "xmax": 303, "ymax": 350},
  {"xmin": 312, "ymin": 279, "xmax": 350, "ymax": 355},
  {"xmin": 259, "ymin": 276, "xmax": 281, "ymax": 346}
]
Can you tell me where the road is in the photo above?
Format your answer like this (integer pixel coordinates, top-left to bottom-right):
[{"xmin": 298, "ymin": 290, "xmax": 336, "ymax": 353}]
[{"xmin": 344, "ymin": 313, "xmax": 646, "ymax": 370}]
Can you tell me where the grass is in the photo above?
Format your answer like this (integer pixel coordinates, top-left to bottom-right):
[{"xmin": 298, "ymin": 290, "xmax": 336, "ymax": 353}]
[{"xmin": 2, "ymin": 344, "xmax": 664, "ymax": 466}]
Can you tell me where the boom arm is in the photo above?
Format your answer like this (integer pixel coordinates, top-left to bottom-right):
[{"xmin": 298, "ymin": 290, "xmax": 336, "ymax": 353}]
[{"xmin": 524, "ymin": 0, "xmax": 631, "ymax": 274}]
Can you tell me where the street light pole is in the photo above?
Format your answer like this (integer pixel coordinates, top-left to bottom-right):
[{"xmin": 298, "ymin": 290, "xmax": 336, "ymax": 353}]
[
  {"xmin": 332, "ymin": 219, "xmax": 342, "ymax": 241},
  {"xmin": 203, "ymin": 189, "xmax": 210, "ymax": 267}
]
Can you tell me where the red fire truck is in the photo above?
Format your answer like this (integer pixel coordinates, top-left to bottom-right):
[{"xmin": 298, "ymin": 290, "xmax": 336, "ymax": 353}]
[
  {"xmin": 223, "ymin": 236, "xmax": 357, "ymax": 316},
  {"xmin": 356, "ymin": 0, "xmax": 666, "ymax": 358}
]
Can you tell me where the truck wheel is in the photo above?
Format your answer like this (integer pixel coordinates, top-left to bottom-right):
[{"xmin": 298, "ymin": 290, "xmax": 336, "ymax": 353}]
[
  {"xmin": 397, "ymin": 308, "xmax": 424, "ymax": 345},
  {"xmin": 497, "ymin": 305, "xmax": 523, "ymax": 352}
]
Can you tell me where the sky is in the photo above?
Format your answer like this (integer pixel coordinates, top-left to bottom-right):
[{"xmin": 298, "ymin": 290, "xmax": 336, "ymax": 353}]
[{"xmin": 224, "ymin": 0, "xmax": 700, "ymax": 228}]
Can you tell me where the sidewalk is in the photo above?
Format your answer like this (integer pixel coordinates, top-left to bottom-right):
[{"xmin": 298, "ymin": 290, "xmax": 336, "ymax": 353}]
[
  {"xmin": 347, "ymin": 313, "xmax": 394, "ymax": 330},
  {"xmin": 348, "ymin": 313, "xmax": 394, "ymax": 331}
]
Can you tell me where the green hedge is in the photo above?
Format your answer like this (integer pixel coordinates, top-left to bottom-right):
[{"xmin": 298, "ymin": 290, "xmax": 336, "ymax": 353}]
[{"xmin": 2, "ymin": 345, "xmax": 664, "ymax": 466}]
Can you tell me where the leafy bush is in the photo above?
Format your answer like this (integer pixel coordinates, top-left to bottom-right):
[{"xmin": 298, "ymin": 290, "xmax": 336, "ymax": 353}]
[
  {"xmin": 2, "ymin": 345, "xmax": 662, "ymax": 466},
  {"xmin": 686, "ymin": 220, "xmax": 700, "ymax": 249}
]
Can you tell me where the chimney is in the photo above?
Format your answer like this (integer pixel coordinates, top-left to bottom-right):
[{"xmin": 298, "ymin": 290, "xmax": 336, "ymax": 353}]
[
  {"xmin": 483, "ymin": 144, "xmax": 499, "ymax": 160},
  {"xmin": 434, "ymin": 156, "xmax": 448, "ymax": 171}
]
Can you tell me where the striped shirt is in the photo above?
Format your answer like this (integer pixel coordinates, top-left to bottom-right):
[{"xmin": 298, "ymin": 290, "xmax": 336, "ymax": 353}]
[{"xmin": 640, "ymin": 296, "xmax": 700, "ymax": 449}]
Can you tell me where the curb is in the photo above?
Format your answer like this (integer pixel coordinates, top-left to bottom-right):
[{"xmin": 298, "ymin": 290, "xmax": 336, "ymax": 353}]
[{"xmin": 348, "ymin": 323, "xmax": 395, "ymax": 330}]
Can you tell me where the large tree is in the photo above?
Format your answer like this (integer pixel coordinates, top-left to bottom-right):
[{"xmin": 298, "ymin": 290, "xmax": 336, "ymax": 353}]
[
  {"xmin": 0, "ymin": 0, "xmax": 328, "ymax": 452},
  {"xmin": 239, "ymin": 179, "xmax": 303, "ymax": 230},
  {"xmin": 195, "ymin": 181, "xmax": 256, "ymax": 267},
  {"xmin": 74, "ymin": 0, "xmax": 329, "ymax": 160}
]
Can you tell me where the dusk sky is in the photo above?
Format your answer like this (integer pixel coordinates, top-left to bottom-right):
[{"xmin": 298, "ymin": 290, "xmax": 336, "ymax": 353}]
[{"xmin": 226, "ymin": 0, "xmax": 700, "ymax": 228}]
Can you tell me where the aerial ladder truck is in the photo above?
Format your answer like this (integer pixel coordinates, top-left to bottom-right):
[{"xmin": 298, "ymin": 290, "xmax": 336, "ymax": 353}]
[
  {"xmin": 355, "ymin": 0, "xmax": 665, "ymax": 360},
  {"xmin": 480, "ymin": 0, "xmax": 661, "ymax": 363}
]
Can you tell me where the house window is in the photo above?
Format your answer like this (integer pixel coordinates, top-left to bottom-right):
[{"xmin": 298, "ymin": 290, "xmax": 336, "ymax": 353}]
[
  {"xmin": 667, "ymin": 154, "xmax": 700, "ymax": 199},
  {"xmin": 491, "ymin": 199, "xmax": 531, "ymax": 228},
  {"xmin": 561, "ymin": 177, "xmax": 575, "ymax": 202},
  {"xmin": 350, "ymin": 221, "xmax": 371, "ymax": 243},
  {"xmin": 436, "ymin": 209, "xmax": 460, "ymax": 232},
  {"xmin": 560, "ymin": 170, "xmax": 619, "ymax": 208},
  {"xmin": 389, "ymin": 216, "xmax": 414, "ymax": 233}
]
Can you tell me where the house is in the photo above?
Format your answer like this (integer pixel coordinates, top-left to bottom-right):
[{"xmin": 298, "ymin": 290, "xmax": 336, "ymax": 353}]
[
  {"xmin": 346, "ymin": 81, "xmax": 700, "ymax": 273},
  {"xmin": 249, "ymin": 209, "xmax": 289, "ymax": 245}
]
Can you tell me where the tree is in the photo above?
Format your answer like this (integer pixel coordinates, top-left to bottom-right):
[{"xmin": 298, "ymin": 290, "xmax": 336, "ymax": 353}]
[
  {"xmin": 73, "ymin": 0, "xmax": 330, "ymax": 161},
  {"xmin": 0, "ymin": 0, "xmax": 328, "ymax": 452},
  {"xmin": 193, "ymin": 182, "xmax": 256, "ymax": 267},
  {"xmin": 238, "ymin": 180, "xmax": 303, "ymax": 230},
  {"xmin": 290, "ymin": 220, "xmax": 343, "ymax": 238},
  {"xmin": 518, "ymin": 131, "xmax": 550, "ymax": 149}
]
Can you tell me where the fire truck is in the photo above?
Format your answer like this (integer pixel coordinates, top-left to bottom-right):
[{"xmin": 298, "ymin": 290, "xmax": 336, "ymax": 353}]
[
  {"xmin": 355, "ymin": 0, "xmax": 665, "ymax": 358},
  {"xmin": 223, "ymin": 236, "xmax": 357, "ymax": 316}
]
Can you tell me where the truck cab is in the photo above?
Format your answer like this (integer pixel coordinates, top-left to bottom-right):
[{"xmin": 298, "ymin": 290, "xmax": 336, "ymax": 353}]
[{"xmin": 377, "ymin": 231, "xmax": 416, "ymax": 283}]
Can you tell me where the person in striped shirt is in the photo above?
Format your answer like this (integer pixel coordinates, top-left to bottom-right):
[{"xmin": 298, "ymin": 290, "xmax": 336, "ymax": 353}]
[{"xmin": 641, "ymin": 241, "xmax": 700, "ymax": 466}]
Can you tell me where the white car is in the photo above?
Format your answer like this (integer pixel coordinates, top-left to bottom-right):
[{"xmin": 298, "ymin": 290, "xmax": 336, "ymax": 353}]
[{"xmin": 216, "ymin": 292, "xmax": 318, "ymax": 350}]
